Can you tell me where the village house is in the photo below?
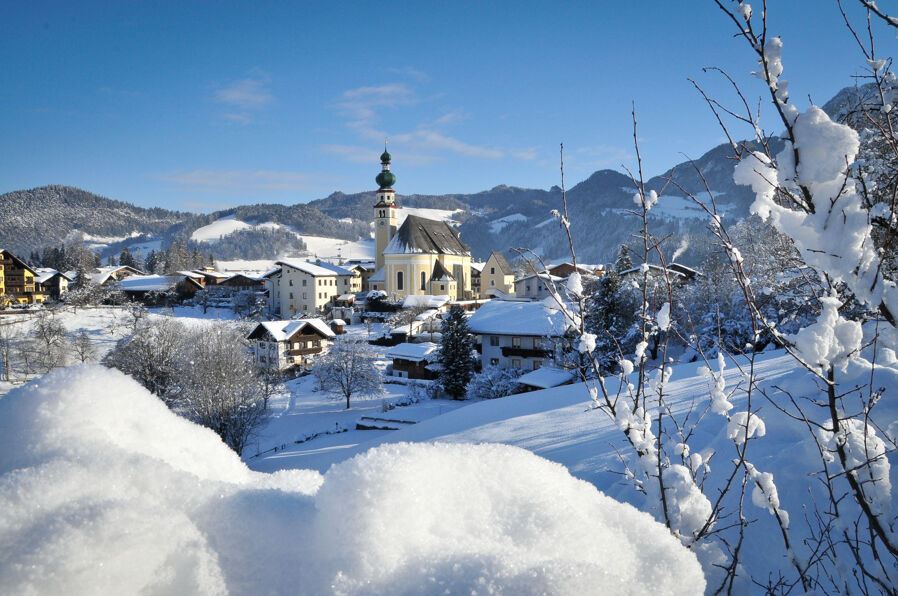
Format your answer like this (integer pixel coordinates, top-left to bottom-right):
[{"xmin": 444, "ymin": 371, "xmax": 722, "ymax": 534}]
[
  {"xmin": 480, "ymin": 251, "xmax": 515, "ymax": 297},
  {"xmin": 34, "ymin": 268, "xmax": 71, "ymax": 300},
  {"xmin": 90, "ymin": 265, "xmax": 145, "ymax": 286},
  {"xmin": 467, "ymin": 299, "xmax": 572, "ymax": 371},
  {"xmin": 115, "ymin": 274, "xmax": 203, "ymax": 303},
  {"xmin": 514, "ymin": 272, "xmax": 563, "ymax": 300},
  {"xmin": 0, "ymin": 249, "xmax": 45, "ymax": 305},
  {"xmin": 270, "ymin": 260, "xmax": 340, "ymax": 318},
  {"xmin": 388, "ymin": 342, "xmax": 440, "ymax": 380},
  {"xmin": 246, "ymin": 319, "xmax": 335, "ymax": 371}
]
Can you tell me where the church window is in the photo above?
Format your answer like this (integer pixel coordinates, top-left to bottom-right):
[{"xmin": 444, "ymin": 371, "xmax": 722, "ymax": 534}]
[
  {"xmin": 397, "ymin": 271, "xmax": 404, "ymax": 290},
  {"xmin": 421, "ymin": 271, "xmax": 426, "ymax": 290}
]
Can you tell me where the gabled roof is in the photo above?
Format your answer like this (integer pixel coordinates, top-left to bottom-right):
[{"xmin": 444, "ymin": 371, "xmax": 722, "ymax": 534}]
[
  {"xmin": 91, "ymin": 265, "xmax": 145, "ymax": 285},
  {"xmin": 383, "ymin": 214, "xmax": 470, "ymax": 256},
  {"xmin": 115, "ymin": 275, "xmax": 189, "ymax": 292},
  {"xmin": 311, "ymin": 261, "xmax": 357, "ymax": 276},
  {"xmin": 387, "ymin": 342, "xmax": 439, "ymax": 363},
  {"xmin": 467, "ymin": 299, "xmax": 571, "ymax": 337},
  {"xmin": 486, "ymin": 251, "xmax": 514, "ymax": 276},
  {"xmin": 0, "ymin": 250, "xmax": 37, "ymax": 275},
  {"xmin": 369, "ymin": 267, "xmax": 386, "ymax": 282},
  {"xmin": 247, "ymin": 318, "xmax": 336, "ymax": 342},
  {"xmin": 429, "ymin": 260, "xmax": 455, "ymax": 282},
  {"xmin": 275, "ymin": 259, "xmax": 339, "ymax": 277},
  {"xmin": 34, "ymin": 268, "xmax": 71, "ymax": 284}
]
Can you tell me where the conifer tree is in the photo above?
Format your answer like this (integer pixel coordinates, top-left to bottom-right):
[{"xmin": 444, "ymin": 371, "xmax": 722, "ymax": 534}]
[{"xmin": 438, "ymin": 305, "xmax": 475, "ymax": 399}]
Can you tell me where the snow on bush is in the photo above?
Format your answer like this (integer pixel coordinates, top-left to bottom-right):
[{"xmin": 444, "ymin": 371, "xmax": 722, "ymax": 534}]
[{"xmin": 0, "ymin": 366, "xmax": 704, "ymax": 595}]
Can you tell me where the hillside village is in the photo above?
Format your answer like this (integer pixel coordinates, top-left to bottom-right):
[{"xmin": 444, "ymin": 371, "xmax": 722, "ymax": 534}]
[{"xmin": 5, "ymin": 2, "xmax": 898, "ymax": 593}]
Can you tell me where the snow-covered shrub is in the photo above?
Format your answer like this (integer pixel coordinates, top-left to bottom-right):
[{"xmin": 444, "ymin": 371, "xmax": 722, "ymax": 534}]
[{"xmin": 465, "ymin": 366, "xmax": 525, "ymax": 400}]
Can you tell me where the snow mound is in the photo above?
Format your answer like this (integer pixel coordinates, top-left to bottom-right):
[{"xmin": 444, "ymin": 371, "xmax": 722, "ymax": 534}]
[{"xmin": 0, "ymin": 366, "xmax": 703, "ymax": 595}]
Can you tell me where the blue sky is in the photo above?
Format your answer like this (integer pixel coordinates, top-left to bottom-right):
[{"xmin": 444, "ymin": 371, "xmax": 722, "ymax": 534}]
[{"xmin": 0, "ymin": 1, "xmax": 890, "ymax": 212}]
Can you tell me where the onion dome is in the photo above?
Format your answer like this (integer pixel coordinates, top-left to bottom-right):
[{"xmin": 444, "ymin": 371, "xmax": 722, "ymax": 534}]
[{"xmin": 376, "ymin": 169, "xmax": 396, "ymax": 189}]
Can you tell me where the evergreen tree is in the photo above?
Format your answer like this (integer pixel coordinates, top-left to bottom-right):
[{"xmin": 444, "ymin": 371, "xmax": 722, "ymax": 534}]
[
  {"xmin": 614, "ymin": 245, "xmax": 633, "ymax": 273},
  {"xmin": 438, "ymin": 305, "xmax": 475, "ymax": 399},
  {"xmin": 584, "ymin": 271, "xmax": 638, "ymax": 371},
  {"xmin": 119, "ymin": 247, "xmax": 135, "ymax": 268}
]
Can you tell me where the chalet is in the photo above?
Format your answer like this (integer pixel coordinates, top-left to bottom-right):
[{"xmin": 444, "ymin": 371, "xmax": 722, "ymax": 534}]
[
  {"xmin": 91, "ymin": 265, "xmax": 145, "ymax": 286},
  {"xmin": 33, "ymin": 269, "xmax": 71, "ymax": 300},
  {"xmin": 388, "ymin": 342, "xmax": 439, "ymax": 380},
  {"xmin": 330, "ymin": 319, "xmax": 347, "ymax": 335},
  {"xmin": 467, "ymin": 299, "xmax": 572, "ymax": 371},
  {"xmin": 217, "ymin": 273, "xmax": 266, "ymax": 290},
  {"xmin": 0, "ymin": 249, "xmax": 45, "ymax": 305},
  {"xmin": 544, "ymin": 262, "xmax": 604, "ymax": 278},
  {"xmin": 514, "ymin": 273, "xmax": 563, "ymax": 300},
  {"xmin": 192, "ymin": 269, "xmax": 230, "ymax": 286},
  {"xmin": 246, "ymin": 319, "xmax": 335, "ymax": 371},
  {"xmin": 115, "ymin": 274, "xmax": 202, "ymax": 303},
  {"xmin": 481, "ymin": 251, "xmax": 515, "ymax": 297}
]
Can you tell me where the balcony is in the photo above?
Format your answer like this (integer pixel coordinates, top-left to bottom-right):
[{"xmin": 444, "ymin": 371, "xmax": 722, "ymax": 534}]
[
  {"xmin": 501, "ymin": 346, "xmax": 553, "ymax": 358},
  {"xmin": 287, "ymin": 346, "xmax": 323, "ymax": 357}
]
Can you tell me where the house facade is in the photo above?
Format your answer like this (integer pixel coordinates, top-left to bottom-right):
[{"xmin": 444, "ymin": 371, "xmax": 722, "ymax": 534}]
[
  {"xmin": 247, "ymin": 319, "xmax": 335, "ymax": 371},
  {"xmin": 388, "ymin": 342, "xmax": 439, "ymax": 380},
  {"xmin": 481, "ymin": 251, "xmax": 515, "ymax": 297},
  {"xmin": 34, "ymin": 268, "xmax": 71, "ymax": 300},
  {"xmin": 514, "ymin": 273, "xmax": 562, "ymax": 300},
  {"xmin": 271, "ymin": 260, "xmax": 340, "ymax": 318},
  {"xmin": 0, "ymin": 250, "xmax": 45, "ymax": 305}
]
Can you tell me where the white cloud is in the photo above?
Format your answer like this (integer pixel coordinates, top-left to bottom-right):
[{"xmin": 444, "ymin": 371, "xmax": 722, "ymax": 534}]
[
  {"xmin": 214, "ymin": 76, "xmax": 274, "ymax": 110},
  {"xmin": 160, "ymin": 169, "xmax": 314, "ymax": 192}
]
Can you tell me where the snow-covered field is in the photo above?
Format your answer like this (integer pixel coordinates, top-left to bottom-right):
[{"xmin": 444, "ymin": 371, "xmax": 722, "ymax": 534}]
[
  {"xmin": 489, "ymin": 212, "xmax": 527, "ymax": 233},
  {"xmin": 297, "ymin": 235, "xmax": 374, "ymax": 260}
]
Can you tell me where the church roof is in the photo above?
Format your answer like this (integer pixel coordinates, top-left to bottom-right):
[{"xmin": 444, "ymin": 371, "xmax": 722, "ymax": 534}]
[
  {"xmin": 429, "ymin": 260, "xmax": 455, "ymax": 282},
  {"xmin": 383, "ymin": 214, "xmax": 470, "ymax": 256}
]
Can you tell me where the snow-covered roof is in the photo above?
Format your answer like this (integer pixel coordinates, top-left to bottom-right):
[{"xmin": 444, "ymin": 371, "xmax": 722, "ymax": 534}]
[
  {"xmin": 34, "ymin": 268, "xmax": 70, "ymax": 284},
  {"xmin": 261, "ymin": 267, "xmax": 281, "ymax": 279},
  {"xmin": 387, "ymin": 342, "xmax": 439, "ymax": 362},
  {"xmin": 430, "ymin": 260, "xmax": 455, "ymax": 282},
  {"xmin": 620, "ymin": 263, "xmax": 693, "ymax": 279},
  {"xmin": 249, "ymin": 318, "xmax": 336, "ymax": 342},
  {"xmin": 402, "ymin": 294, "xmax": 451, "ymax": 309},
  {"xmin": 91, "ymin": 265, "xmax": 144, "ymax": 285},
  {"xmin": 515, "ymin": 273, "xmax": 563, "ymax": 284},
  {"xmin": 516, "ymin": 367, "xmax": 576, "ymax": 389},
  {"xmin": 177, "ymin": 270, "xmax": 205, "ymax": 279},
  {"xmin": 336, "ymin": 293, "xmax": 355, "ymax": 301},
  {"xmin": 115, "ymin": 275, "xmax": 182, "ymax": 292},
  {"xmin": 275, "ymin": 259, "xmax": 338, "ymax": 277},
  {"xmin": 467, "ymin": 300, "xmax": 571, "ymax": 337},
  {"xmin": 311, "ymin": 261, "xmax": 356, "ymax": 276},
  {"xmin": 330, "ymin": 319, "xmax": 347, "ymax": 326},
  {"xmin": 369, "ymin": 267, "xmax": 386, "ymax": 282},
  {"xmin": 469, "ymin": 261, "xmax": 486, "ymax": 273},
  {"xmin": 383, "ymin": 214, "xmax": 470, "ymax": 256}
]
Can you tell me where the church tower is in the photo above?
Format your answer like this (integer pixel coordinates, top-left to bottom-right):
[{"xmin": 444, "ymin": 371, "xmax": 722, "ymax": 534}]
[{"xmin": 374, "ymin": 146, "xmax": 398, "ymax": 271}]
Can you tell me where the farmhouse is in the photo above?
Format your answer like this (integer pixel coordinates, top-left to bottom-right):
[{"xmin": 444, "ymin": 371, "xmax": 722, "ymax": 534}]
[
  {"xmin": 246, "ymin": 319, "xmax": 335, "ymax": 371},
  {"xmin": 388, "ymin": 342, "xmax": 439, "ymax": 380}
]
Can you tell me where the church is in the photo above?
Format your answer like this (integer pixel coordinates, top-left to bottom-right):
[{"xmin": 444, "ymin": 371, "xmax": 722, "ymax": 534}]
[{"xmin": 368, "ymin": 148, "xmax": 473, "ymax": 300}]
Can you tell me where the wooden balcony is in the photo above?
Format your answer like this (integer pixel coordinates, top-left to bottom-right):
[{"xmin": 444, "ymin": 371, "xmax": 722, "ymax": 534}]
[
  {"xmin": 501, "ymin": 346, "xmax": 553, "ymax": 358},
  {"xmin": 287, "ymin": 346, "xmax": 323, "ymax": 357}
]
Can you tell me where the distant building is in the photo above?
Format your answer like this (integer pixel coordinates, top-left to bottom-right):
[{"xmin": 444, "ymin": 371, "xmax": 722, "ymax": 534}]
[
  {"xmin": 271, "ymin": 260, "xmax": 340, "ymax": 318},
  {"xmin": 0, "ymin": 249, "xmax": 45, "ymax": 305},
  {"xmin": 388, "ymin": 342, "xmax": 440, "ymax": 380},
  {"xmin": 34, "ymin": 268, "xmax": 71, "ymax": 300},
  {"xmin": 481, "ymin": 251, "xmax": 515, "ymax": 297},
  {"xmin": 514, "ymin": 273, "xmax": 562, "ymax": 300},
  {"xmin": 246, "ymin": 319, "xmax": 335, "ymax": 371}
]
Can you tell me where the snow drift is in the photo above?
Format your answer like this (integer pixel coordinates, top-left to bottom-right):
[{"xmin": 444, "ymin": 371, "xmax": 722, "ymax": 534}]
[{"xmin": 0, "ymin": 366, "xmax": 704, "ymax": 595}]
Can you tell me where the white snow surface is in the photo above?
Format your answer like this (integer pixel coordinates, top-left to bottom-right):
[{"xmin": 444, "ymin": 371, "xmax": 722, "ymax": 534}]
[
  {"xmin": 489, "ymin": 212, "xmax": 527, "ymax": 233},
  {"xmin": 0, "ymin": 366, "xmax": 703, "ymax": 595},
  {"xmin": 190, "ymin": 215, "xmax": 254, "ymax": 242}
]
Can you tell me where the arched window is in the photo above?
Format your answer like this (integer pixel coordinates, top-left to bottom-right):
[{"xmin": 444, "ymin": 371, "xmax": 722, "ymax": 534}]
[
  {"xmin": 421, "ymin": 271, "xmax": 426, "ymax": 290},
  {"xmin": 397, "ymin": 271, "xmax": 404, "ymax": 290}
]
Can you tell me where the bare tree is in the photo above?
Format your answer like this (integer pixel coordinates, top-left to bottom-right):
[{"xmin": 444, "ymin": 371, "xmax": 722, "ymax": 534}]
[
  {"xmin": 30, "ymin": 310, "xmax": 69, "ymax": 374},
  {"xmin": 312, "ymin": 338, "xmax": 383, "ymax": 409},
  {"xmin": 71, "ymin": 329, "xmax": 96, "ymax": 364}
]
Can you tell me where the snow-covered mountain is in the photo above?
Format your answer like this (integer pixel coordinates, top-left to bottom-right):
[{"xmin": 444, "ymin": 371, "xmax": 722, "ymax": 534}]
[{"xmin": 0, "ymin": 83, "xmax": 869, "ymax": 266}]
